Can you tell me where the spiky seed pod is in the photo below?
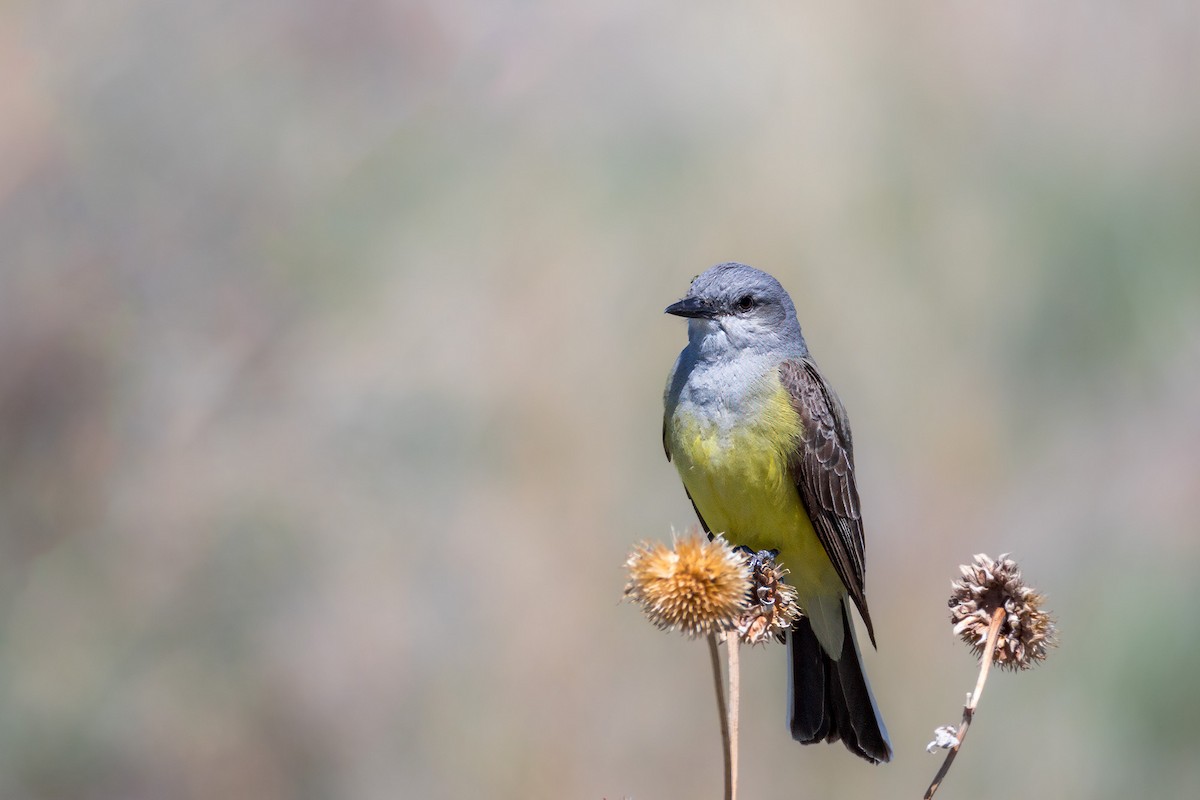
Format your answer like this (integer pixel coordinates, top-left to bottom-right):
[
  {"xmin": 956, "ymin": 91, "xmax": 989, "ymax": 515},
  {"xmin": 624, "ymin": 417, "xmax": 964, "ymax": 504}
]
[
  {"xmin": 624, "ymin": 533, "xmax": 750, "ymax": 638},
  {"xmin": 736, "ymin": 549, "xmax": 802, "ymax": 645},
  {"xmin": 949, "ymin": 553, "xmax": 1057, "ymax": 670}
]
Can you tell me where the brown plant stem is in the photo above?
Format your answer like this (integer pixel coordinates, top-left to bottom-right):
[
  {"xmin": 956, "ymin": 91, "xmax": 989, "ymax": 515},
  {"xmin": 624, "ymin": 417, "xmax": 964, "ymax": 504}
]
[
  {"xmin": 726, "ymin": 637, "xmax": 740, "ymax": 800},
  {"xmin": 924, "ymin": 606, "xmax": 1006, "ymax": 800},
  {"xmin": 707, "ymin": 633, "xmax": 732, "ymax": 800}
]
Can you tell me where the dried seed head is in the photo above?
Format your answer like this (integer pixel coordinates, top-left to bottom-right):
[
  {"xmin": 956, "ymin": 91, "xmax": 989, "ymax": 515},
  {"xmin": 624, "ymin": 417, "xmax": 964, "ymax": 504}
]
[
  {"xmin": 624, "ymin": 532, "xmax": 750, "ymax": 638},
  {"xmin": 949, "ymin": 553, "xmax": 1057, "ymax": 670},
  {"xmin": 926, "ymin": 725, "xmax": 961, "ymax": 753},
  {"xmin": 736, "ymin": 549, "xmax": 802, "ymax": 645}
]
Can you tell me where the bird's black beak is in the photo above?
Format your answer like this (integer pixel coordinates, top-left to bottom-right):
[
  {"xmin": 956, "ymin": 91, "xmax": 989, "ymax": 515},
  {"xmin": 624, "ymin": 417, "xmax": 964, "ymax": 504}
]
[{"xmin": 665, "ymin": 297, "xmax": 718, "ymax": 319}]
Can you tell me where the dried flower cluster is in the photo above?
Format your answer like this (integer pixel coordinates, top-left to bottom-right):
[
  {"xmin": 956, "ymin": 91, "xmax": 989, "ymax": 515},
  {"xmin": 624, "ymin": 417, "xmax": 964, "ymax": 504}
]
[
  {"xmin": 624, "ymin": 532, "xmax": 750, "ymax": 637},
  {"xmin": 926, "ymin": 725, "xmax": 961, "ymax": 753},
  {"xmin": 737, "ymin": 550, "xmax": 801, "ymax": 645},
  {"xmin": 949, "ymin": 553, "xmax": 1057, "ymax": 670}
]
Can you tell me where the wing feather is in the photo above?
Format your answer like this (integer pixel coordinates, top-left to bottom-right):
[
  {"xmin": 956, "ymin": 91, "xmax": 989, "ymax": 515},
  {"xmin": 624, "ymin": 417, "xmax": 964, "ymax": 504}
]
[{"xmin": 779, "ymin": 359, "xmax": 876, "ymax": 646}]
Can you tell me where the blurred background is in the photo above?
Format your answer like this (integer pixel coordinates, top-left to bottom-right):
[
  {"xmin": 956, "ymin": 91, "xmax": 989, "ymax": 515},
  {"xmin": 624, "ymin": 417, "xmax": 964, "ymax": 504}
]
[{"xmin": 2, "ymin": 1, "xmax": 1198, "ymax": 798}]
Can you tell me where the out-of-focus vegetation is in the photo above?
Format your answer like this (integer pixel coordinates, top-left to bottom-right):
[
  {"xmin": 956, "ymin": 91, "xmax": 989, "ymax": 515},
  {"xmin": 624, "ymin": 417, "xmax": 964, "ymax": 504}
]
[{"xmin": 2, "ymin": 2, "xmax": 1198, "ymax": 798}]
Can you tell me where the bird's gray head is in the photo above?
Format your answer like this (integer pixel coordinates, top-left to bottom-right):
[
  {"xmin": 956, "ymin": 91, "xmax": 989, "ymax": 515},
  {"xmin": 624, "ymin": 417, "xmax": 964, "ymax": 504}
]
[{"xmin": 666, "ymin": 263, "xmax": 808, "ymax": 359}]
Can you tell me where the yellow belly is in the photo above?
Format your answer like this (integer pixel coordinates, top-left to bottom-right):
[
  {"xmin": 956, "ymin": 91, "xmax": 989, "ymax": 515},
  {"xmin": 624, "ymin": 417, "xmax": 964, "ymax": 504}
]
[{"xmin": 666, "ymin": 382, "xmax": 846, "ymax": 604}]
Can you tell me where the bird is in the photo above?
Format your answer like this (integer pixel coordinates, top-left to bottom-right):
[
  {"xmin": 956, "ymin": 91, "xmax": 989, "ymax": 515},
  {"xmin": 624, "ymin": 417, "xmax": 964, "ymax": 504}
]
[{"xmin": 662, "ymin": 262, "xmax": 892, "ymax": 764}]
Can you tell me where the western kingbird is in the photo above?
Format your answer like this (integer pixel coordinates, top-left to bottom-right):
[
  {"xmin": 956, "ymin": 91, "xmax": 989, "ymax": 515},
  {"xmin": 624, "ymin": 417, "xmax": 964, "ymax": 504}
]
[{"xmin": 663, "ymin": 262, "xmax": 892, "ymax": 764}]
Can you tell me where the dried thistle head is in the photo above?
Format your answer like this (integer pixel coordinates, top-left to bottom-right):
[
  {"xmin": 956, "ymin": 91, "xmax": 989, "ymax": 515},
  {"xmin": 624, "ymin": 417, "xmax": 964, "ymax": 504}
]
[
  {"xmin": 949, "ymin": 553, "xmax": 1057, "ymax": 670},
  {"xmin": 624, "ymin": 532, "xmax": 750, "ymax": 637},
  {"xmin": 736, "ymin": 549, "xmax": 802, "ymax": 645}
]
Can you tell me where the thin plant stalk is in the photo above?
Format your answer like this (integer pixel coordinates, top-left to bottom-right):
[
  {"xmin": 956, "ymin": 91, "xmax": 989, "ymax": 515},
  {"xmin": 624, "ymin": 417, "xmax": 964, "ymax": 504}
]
[
  {"xmin": 924, "ymin": 606, "xmax": 1007, "ymax": 799},
  {"xmin": 726, "ymin": 637, "xmax": 740, "ymax": 800},
  {"xmin": 707, "ymin": 633, "xmax": 732, "ymax": 800}
]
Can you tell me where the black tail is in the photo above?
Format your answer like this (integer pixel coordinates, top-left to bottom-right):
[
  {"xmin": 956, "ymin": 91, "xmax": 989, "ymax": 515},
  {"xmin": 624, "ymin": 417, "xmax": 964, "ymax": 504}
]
[{"xmin": 788, "ymin": 599, "xmax": 892, "ymax": 764}]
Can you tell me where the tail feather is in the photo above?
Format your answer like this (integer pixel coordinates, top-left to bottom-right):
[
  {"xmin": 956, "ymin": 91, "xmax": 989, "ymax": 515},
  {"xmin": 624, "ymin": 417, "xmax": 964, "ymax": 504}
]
[{"xmin": 788, "ymin": 600, "xmax": 892, "ymax": 764}]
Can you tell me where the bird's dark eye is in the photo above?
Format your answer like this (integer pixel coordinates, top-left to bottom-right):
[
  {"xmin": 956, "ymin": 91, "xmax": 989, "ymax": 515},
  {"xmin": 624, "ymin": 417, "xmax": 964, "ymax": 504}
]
[{"xmin": 735, "ymin": 294, "xmax": 756, "ymax": 313}]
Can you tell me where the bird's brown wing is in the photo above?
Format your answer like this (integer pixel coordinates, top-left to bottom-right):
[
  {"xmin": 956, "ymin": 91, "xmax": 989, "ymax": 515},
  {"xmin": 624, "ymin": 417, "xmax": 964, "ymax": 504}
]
[{"xmin": 779, "ymin": 358, "xmax": 875, "ymax": 646}]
